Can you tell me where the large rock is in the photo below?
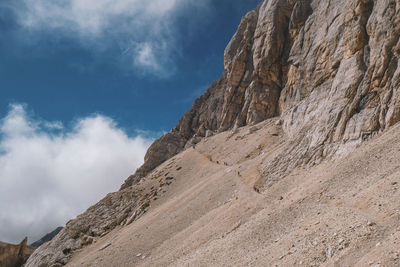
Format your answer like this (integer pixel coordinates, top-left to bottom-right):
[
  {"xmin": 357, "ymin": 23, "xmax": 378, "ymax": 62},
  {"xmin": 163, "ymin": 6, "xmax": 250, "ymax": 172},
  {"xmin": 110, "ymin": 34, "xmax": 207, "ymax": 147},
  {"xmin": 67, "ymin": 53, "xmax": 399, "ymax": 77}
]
[
  {"xmin": 25, "ymin": 186, "xmax": 153, "ymax": 266},
  {"xmin": 260, "ymin": 0, "xmax": 400, "ymax": 188},
  {"xmin": 0, "ymin": 238, "xmax": 35, "ymax": 267},
  {"xmin": 121, "ymin": 2, "xmax": 289, "ymax": 188}
]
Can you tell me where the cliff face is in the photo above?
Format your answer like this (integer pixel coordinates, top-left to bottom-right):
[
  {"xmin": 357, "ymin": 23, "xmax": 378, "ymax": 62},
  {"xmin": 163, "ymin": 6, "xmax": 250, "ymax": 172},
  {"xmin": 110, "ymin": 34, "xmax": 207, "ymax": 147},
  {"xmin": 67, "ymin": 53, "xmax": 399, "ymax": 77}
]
[
  {"xmin": 122, "ymin": 0, "xmax": 400, "ymax": 190},
  {"xmin": 0, "ymin": 238, "xmax": 35, "ymax": 267},
  {"xmin": 26, "ymin": 0, "xmax": 400, "ymax": 266},
  {"xmin": 261, "ymin": 0, "xmax": 400, "ymax": 189},
  {"xmin": 121, "ymin": 1, "xmax": 289, "ymax": 189}
]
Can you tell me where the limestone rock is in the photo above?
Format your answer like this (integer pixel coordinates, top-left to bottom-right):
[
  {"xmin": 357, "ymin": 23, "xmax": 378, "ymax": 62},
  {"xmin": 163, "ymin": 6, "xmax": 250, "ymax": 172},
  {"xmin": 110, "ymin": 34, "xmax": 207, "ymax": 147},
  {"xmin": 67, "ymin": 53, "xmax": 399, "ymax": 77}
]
[
  {"xmin": 0, "ymin": 238, "xmax": 35, "ymax": 267},
  {"xmin": 260, "ymin": 0, "xmax": 400, "ymax": 188},
  {"xmin": 121, "ymin": 131, "xmax": 187, "ymax": 188},
  {"xmin": 25, "ymin": 187, "xmax": 151, "ymax": 267},
  {"xmin": 121, "ymin": 2, "xmax": 287, "ymax": 188}
]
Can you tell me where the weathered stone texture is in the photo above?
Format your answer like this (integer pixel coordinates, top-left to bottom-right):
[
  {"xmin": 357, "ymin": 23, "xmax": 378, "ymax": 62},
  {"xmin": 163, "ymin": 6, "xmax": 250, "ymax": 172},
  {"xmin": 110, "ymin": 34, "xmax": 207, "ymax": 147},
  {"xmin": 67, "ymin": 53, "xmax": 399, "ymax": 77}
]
[
  {"xmin": 0, "ymin": 238, "xmax": 35, "ymax": 267},
  {"xmin": 261, "ymin": 0, "xmax": 400, "ymax": 188}
]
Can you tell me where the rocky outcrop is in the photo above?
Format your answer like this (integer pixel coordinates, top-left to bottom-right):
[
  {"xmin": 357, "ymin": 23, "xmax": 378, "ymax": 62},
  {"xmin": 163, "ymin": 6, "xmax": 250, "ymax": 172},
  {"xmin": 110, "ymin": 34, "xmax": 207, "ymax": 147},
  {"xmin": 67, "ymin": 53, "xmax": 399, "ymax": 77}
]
[
  {"xmin": 122, "ymin": 0, "xmax": 400, "ymax": 191},
  {"xmin": 25, "ymin": 163, "xmax": 179, "ymax": 266},
  {"xmin": 26, "ymin": 0, "xmax": 400, "ymax": 266},
  {"xmin": 0, "ymin": 238, "xmax": 35, "ymax": 267},
  {"xmin": 121, "ymin": 1, "xmax": 291, "ymax": 189},
  {"xmin": 259, "ymin": 0, "xmax": 400, "ymax": 188},
  {"xmin": 25, "ymin": 185, "xmax": 153, "ymax": 266}
]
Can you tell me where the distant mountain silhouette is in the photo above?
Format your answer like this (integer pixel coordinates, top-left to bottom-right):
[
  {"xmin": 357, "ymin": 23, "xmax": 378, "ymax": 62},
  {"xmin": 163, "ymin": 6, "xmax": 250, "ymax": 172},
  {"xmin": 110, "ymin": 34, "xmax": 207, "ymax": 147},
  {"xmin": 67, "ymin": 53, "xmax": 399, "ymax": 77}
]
[{"xmin": 30, "ymin": 227, "xmax": 63, "ymax": 247}]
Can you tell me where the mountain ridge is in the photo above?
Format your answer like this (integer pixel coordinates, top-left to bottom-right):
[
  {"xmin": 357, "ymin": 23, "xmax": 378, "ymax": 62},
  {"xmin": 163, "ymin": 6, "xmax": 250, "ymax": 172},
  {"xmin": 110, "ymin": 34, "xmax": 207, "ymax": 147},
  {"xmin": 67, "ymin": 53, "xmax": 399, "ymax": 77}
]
[{"xmin": 30, "ymin": 227, "xmax": 63, "ymax": 248}]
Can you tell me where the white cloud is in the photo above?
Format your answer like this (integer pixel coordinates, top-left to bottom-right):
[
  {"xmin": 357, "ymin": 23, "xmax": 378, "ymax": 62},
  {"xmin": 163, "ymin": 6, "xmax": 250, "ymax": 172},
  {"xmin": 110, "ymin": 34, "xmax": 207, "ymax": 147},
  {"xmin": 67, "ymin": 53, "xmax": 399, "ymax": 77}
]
[
  {"xmin": 43, "ymin": 121, "xmax": 64, "ymax": 130},
  {"xmin": 19, "ymin": 0, "xmax": 178, "ymax": 35},
  {"xmin": 9, "ymin": 0, "xmax": 210, "ymax": 77},
  {"xmin": 134, "ymin": 43, "xmax": 161, "ymax": 72},
  {"xmin": 0, "ymin": 104, "xmax": 153, "ymax": 244}
]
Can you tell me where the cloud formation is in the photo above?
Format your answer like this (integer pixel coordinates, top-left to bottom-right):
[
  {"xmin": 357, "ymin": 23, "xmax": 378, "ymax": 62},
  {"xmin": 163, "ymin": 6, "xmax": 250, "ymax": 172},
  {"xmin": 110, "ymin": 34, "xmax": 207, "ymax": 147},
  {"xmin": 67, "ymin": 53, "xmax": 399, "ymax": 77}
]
[
  {"xmin": 0, "ymin": 104, "xmax": 152, "ymax": 244},
  {"xmin": 6, "ymin": 0, "xmax": 209, "ymax": 77},
  {"xmin": 16, "ymin": 0, "xmax": 178, "ymax": 36}
]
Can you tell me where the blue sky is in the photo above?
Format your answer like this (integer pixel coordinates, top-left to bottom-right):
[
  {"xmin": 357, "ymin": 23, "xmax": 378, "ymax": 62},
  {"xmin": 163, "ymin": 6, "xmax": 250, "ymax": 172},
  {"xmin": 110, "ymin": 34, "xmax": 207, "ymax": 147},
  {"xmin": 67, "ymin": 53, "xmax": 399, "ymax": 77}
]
[
  {"xmin": 0, "ymin": 0, "xmax": 262, "ymax": 243},
  {"xmin": 0, "ymin": 0, "xmax": 261, "ymax": 133}
]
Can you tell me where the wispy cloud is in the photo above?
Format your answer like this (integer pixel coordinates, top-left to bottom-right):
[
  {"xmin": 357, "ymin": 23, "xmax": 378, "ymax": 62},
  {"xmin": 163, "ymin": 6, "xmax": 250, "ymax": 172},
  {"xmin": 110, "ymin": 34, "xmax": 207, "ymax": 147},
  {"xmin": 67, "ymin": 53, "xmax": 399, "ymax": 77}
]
[
  {"xmin": 5, "ymin": 0, "xmax": 210, "ymax": 77},
  {"xmin": 132, "ymin": 42, "xmax": 174, "ymax": 77},
  {"xmin": 17, "ymin": 0, "xmax": 178, "ymax": 35},
  {"xmin": 0, "ymin": 104, "xmax": 153, "ymax": 244}
]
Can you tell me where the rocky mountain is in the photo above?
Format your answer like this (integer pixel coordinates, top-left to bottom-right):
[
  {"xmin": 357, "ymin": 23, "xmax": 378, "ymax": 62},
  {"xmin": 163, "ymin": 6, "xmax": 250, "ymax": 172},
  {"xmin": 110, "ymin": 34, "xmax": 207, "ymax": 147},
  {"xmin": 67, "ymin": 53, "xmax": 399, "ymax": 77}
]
[
  {"xmin": 26, "ymin": 0, "xmax": 400, "ymax": 266},
  {"xmin": 0, "ymin": 238, "xmax": 35, "ymax": 267},
  {"xmin": 30, "ymin": 227, "xmax": 63, "ymax": 248}
]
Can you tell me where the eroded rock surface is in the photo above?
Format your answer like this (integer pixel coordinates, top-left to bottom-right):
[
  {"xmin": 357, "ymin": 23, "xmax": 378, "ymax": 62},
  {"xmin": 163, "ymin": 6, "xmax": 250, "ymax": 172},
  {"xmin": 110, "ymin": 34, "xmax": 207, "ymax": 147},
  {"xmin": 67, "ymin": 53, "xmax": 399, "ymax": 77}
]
[
  {"xmin": 24, "ymin": 178, "xmax": 160, "ymax": 266},
  {"xmin": 0, "ymin": 238, "xmax": 35, "ymax": 267},
  {"xmin": 261, "ymin": 0, "xmax": 400, "ymax": 188},
  {"xmin": 121, "ymin": 2, "xmax": 288, "ymax": 189}
]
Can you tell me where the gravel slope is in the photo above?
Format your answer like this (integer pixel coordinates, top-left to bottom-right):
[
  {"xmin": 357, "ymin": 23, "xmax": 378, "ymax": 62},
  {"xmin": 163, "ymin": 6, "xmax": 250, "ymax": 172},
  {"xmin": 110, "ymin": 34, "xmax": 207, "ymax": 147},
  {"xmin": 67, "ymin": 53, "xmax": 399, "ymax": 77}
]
[{"xmin": 67, "ymin": 119, "xmax": 400, "ymax": 267}]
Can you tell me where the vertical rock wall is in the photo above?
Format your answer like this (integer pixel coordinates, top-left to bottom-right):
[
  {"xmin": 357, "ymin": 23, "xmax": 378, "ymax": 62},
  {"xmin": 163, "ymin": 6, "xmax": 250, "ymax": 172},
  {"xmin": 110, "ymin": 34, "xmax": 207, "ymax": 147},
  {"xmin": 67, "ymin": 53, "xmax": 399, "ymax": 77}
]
[{"xmin": 261, "ymin": 0, "xmax": 400, "ymax": 188}]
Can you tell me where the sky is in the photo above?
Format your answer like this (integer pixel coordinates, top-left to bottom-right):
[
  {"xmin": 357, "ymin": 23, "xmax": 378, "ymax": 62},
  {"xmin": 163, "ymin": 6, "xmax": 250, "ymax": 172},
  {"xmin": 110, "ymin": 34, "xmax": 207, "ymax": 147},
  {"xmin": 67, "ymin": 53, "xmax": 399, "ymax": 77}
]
[{"xmin": 0, "ymin": 0, "xmax": 262, "ymax": 244}]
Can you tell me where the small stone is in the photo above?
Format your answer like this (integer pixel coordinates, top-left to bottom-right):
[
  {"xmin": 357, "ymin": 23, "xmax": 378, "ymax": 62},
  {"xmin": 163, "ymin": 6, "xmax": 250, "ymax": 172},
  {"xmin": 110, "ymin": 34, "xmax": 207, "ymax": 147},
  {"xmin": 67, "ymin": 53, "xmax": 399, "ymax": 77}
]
[
  {"xmin": 62, "ymin": 248, "xmax": 71, "ymax": 255},
  {"xmin": 326, "ymin": 245, "xmax": 333, "ymax": 258},
  {"xmin": 391, "ymin": 252, "xmax": 399, "ymax": 260},
  {"xmin": 99, "ymin": 242, "xmax": 111, "ymax": 251},
  {"xmin": 248, "ymin": 126, "xmax": 259, "ymax": 134},
  {"xmin": 205, "ymin": 130, "xmax": 214, "ymax": 137},
  {"xmin": 136, "ymin": 253, "xmax": 142, "ymax": 257},
  {"xmin": 81, "ymin": 235, "xmax": 94, "ymax": 246},
  {"xmin": 125, "ymin": 211, "xmax": 138, "ymax": 226}
]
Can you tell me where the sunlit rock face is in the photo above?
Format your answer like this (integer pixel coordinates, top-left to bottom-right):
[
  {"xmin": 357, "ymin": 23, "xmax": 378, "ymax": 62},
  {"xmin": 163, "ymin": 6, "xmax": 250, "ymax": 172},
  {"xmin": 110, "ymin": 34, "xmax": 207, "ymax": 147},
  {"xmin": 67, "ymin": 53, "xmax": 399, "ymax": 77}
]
[{"xmin": 122, "ymin": 0, "xmax": 400, "ymax": 189}]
